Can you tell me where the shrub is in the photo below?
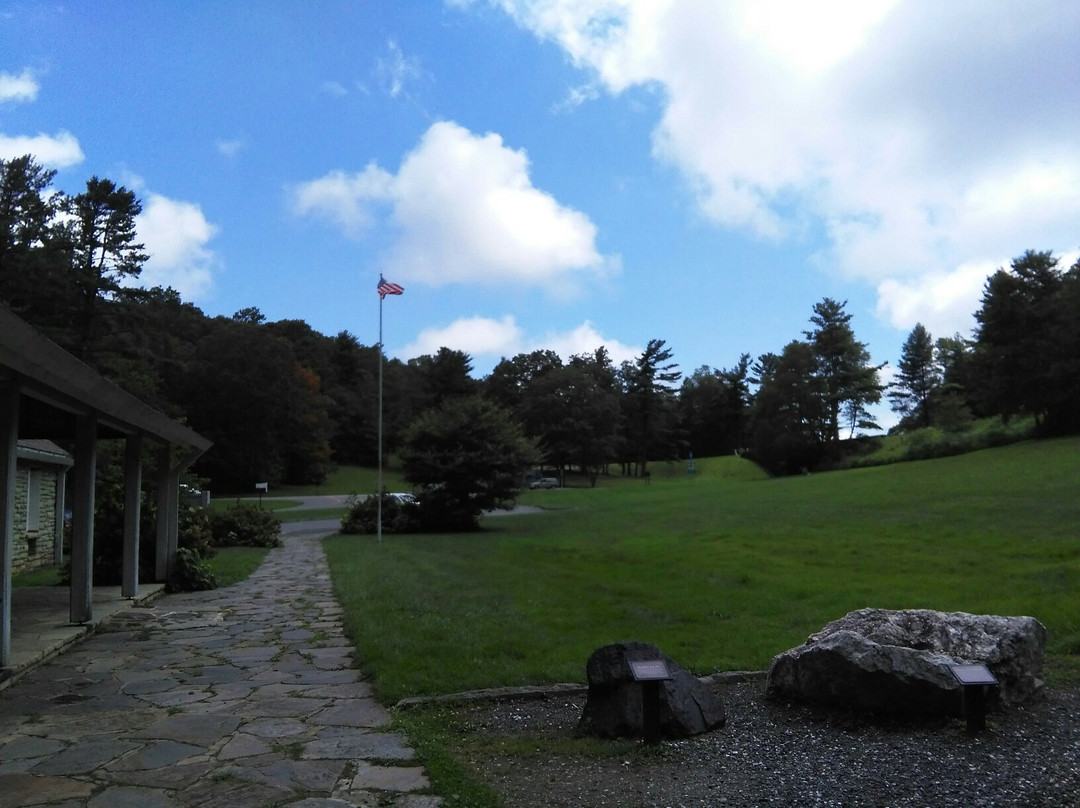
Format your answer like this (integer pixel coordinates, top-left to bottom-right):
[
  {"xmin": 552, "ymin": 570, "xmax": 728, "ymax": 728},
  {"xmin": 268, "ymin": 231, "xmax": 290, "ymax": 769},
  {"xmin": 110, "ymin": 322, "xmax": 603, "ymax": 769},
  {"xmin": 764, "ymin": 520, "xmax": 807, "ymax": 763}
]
[
  {"xmin": 168, "ymin": 546, "xmax": 216, "ymax": 592},
  {"xmin": 210, "ymin": 504, "xmax": 282, "ymax": 547},
  {"xmin": 340, "ymin": 493, "xmax": 422, "ymax": 535}
]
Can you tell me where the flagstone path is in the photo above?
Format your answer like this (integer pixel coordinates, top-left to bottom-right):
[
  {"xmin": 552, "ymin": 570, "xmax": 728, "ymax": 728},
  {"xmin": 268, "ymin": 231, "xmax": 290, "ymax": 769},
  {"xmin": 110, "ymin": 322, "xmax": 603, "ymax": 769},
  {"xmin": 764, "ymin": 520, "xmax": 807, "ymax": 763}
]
[{"xmin": 0, "ymin": 526, "xmax": 439, "ymax": 808}]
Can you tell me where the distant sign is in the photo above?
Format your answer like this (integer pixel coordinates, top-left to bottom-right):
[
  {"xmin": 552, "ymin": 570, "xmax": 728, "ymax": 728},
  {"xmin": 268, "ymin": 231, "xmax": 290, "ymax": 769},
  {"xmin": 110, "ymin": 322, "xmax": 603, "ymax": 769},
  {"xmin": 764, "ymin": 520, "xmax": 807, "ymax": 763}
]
[{"xmin": 255, "ymin": 482, "xmax": 268, "ymax": 492}]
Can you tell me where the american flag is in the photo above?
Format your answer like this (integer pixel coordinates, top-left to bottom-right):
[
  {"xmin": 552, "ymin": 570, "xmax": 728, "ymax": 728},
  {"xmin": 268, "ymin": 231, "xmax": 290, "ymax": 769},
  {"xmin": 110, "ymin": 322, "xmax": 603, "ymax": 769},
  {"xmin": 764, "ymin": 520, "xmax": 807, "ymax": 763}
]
[{"xmin": 377, "ymin": 276, "xmax": 404, "ymax": 299}]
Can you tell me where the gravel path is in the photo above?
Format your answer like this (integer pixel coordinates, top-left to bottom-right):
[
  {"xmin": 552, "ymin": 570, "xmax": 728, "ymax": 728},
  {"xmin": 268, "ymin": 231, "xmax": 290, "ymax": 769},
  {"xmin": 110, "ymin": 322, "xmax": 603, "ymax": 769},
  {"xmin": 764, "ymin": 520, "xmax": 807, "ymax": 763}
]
[{"xmin": 451, "ymin": 679, "xmax": 1080, "ymax": 807}]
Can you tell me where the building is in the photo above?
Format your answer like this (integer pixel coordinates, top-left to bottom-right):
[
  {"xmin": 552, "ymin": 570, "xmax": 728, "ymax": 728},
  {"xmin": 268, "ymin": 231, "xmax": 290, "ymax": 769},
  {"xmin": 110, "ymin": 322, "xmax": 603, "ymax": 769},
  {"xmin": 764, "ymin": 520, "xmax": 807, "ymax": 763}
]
[
  {"xmin": 1, "ymin": 305, "xmax": 212, "ymax": 670},
  {"xmin": 12, "ymin": 439, "xmax": 72, "ymax": 574}
]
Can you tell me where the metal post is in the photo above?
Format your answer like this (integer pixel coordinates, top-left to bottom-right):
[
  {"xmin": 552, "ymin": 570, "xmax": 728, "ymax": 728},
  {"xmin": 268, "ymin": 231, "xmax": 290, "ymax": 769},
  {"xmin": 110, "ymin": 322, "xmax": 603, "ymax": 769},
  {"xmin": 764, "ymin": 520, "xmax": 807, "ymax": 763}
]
[
  {"xmin": 377, "ymin": 290, "xmax": 384, "ymax": 542},
  {"xmin": 642, "ymin": 680, "xmax": 662, "ymax": 745}
]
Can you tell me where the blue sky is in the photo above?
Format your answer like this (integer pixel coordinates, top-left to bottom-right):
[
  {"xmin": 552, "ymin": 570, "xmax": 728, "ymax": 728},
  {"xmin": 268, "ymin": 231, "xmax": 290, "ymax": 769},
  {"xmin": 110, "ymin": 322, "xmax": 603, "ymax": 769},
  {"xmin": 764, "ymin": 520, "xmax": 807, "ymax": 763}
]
[{"xmin": 2, "ymin": 1, "xmax": 1078, "ymax": 430}]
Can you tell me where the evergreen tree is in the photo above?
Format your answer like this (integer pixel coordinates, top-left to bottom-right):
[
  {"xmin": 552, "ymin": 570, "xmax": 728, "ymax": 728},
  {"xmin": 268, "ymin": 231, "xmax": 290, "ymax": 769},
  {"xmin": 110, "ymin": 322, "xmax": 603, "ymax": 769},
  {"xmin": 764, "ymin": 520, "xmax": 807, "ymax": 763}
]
[
  {"xmin": 889, "ymin": 323, "xmax": 941, "ymax": 428},
  {"xmin": 804, "ymin": 298, "xmax": 884, "ymax": 441}
]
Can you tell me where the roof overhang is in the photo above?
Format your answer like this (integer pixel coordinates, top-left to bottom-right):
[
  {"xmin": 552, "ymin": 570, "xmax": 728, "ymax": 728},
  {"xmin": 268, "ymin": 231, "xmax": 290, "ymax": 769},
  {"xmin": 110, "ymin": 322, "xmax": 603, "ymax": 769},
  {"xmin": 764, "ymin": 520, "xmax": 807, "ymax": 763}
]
[{"xmin": 0, "ymin": 305, "xmax": 211, "ymax": 455}]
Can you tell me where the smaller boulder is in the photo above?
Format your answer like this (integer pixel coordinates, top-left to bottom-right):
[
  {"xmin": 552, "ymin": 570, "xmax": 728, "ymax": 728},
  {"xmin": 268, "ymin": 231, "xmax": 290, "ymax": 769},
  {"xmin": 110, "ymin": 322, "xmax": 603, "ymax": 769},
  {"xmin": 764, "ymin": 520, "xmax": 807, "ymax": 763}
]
[{"xmin": 578, "ymin": 642, "xmax": 727, "ymax": 740}]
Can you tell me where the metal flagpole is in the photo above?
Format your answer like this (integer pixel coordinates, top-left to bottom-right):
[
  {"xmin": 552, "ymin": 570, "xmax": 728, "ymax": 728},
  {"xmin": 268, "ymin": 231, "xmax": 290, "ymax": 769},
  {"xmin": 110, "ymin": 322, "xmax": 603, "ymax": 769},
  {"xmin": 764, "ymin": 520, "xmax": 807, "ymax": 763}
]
[
  {"xmin": 377, "ymin": 287, "xmax": 384, "ymax": 543},
  {"xmin": 374, "ymin": 274, "xmax": 402, "ymax": 543}
]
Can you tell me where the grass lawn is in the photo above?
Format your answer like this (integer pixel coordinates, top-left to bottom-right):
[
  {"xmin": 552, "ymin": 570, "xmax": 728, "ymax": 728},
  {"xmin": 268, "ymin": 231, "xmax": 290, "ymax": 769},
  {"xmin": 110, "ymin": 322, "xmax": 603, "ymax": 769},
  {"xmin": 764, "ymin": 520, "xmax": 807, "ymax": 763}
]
[
  {"xmin": 208, "ymin": 497, "xmax": 302, "ymax": 513},
  {"xmin": 324, "ymin": 437, "xmax": 1080, "ymax": 704},
  {"xmin": 213, "ymin": 464, "xmax": 410, "ymax": 499},
  {"xmin": 208, "ymin": 546, "xmax": 271, "ymax": 587},
  {"xmin": 12, "ymin": 565, "xmax": 62, "ymax": 587}
]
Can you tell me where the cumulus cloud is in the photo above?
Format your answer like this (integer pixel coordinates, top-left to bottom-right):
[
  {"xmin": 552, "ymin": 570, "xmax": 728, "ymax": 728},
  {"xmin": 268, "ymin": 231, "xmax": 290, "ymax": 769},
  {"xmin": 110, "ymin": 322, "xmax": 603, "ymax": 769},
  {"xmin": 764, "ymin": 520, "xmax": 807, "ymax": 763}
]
[
  {"xmin": 398, "ymin": 314, "xmax": 639, "ymax": 370},
  {"xmin": 0, "ymin": 70, "xmax": 85, "ymax": 167},
  {"xmin": 292, "ymin": 164, "xmax": 394, "ymax": 234},
  {"xmin": 480, "ymin": 0, "xmax": 1080, "ymax": 334},
  {"xmin": 135, "ymin": 193, "xmax": 219, "ymax": 300},
  {"xmin": 401, "ymin": 315, "xmax": 525, "ymax": 359},
  {"xmin": 0, "ymin": 69, "xmax": 38, "ymax": 102},
  {"xmin": 538, "ymin": 320, "xmax": 639, "ymax": 365},
  {"xmin": 0, "ymin": 131, "xmax": 84, "ymax": 167},
  {"xmin": 293, "ymin": 120, "xmax": 617, "ymax": 292}
]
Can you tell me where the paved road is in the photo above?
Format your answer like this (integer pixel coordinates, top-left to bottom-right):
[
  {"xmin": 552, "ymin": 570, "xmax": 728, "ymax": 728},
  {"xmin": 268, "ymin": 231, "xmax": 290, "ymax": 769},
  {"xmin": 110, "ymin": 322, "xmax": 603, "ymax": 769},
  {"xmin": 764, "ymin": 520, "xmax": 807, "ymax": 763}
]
[{"xmin": 0, "ymin": 527, "xmax": 439, "ymax": 808}]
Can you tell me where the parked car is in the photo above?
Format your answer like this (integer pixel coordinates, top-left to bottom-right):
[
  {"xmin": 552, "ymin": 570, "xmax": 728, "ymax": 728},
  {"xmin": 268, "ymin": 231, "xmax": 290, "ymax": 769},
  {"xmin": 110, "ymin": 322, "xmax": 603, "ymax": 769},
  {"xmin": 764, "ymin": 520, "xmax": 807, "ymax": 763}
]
[
  {"xmin": 388, "ymin": 492, "xmax": 418, "ymax": 505},
  {"xmin": 528, "ymin": 477, "xmax": 558, "ymax": 489}
]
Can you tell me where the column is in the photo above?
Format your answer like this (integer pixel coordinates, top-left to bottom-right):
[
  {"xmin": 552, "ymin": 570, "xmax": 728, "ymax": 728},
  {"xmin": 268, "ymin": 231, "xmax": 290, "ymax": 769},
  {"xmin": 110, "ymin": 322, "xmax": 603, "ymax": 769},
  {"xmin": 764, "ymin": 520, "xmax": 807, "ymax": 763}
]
[
  {"xmin": 122, "ymin": 434, "xmax": 143, "ymax": 598},
  {"xmin": 70, "ymin": 412, "xmax": 97, "ymax": 624},
  {"xmin": 0, "ymin": 381, "xmax": 20, "ymax": 668}
]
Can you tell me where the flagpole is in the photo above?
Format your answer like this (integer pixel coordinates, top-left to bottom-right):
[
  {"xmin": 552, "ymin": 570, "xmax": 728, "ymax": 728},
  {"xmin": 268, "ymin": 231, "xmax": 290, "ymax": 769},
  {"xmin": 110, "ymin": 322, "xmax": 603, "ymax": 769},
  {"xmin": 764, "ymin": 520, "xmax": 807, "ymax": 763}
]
[{"xmin": 377, "ymin": 286, "xmax": 384, "ymax": 543}]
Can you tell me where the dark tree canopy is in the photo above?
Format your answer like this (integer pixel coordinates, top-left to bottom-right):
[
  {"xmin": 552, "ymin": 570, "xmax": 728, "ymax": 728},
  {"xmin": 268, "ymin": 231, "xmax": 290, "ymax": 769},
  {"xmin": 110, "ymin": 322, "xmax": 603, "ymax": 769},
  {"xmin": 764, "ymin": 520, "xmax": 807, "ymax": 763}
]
[
  {"xmin": 3, "ymin": 152, "xmax": 1076, "ymax": 488},
  {"xmin": 973, "ymin": 250, "xmax": 1080, "ymax": 432},
  {"xmin": 400, "ymin": 395, "xmax": 536, "ymax": 530}
]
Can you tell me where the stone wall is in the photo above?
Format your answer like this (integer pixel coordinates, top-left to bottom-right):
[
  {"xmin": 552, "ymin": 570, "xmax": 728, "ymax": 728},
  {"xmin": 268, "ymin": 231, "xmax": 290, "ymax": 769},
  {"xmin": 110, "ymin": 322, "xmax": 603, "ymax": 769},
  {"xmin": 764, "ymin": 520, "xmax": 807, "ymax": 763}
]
[{"xmin": 12, "ymin": 460, "xmax": 61, "ymax": 575}]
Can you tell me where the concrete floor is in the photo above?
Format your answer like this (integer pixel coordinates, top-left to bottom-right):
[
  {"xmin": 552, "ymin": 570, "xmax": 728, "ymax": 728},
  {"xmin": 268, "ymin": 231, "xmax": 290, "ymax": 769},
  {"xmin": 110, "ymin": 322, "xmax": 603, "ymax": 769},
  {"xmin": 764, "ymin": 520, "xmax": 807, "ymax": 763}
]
[{"xmin": 2, "ymin": 582, "xmax": 165, "ymax": 691}]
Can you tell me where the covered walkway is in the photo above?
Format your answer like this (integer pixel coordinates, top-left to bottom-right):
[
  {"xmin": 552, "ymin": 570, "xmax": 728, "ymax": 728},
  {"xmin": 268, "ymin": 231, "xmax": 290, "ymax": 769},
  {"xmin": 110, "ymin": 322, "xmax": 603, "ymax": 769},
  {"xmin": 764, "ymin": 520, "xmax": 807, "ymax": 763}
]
[{"xmin": 1, "ymin": 305, "xmax": 211, "ymax": 676}]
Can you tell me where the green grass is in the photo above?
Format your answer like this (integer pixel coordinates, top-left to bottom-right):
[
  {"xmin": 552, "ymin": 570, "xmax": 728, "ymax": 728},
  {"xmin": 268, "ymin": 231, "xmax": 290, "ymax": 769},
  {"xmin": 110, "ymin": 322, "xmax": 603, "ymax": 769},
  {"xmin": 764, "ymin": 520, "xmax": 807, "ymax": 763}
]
[
  {"xmin": 325, "ymin": 438, "xmax": 1080, "ymax": 704},
  {"xmin": 208, "ymin": 498, "xmax": 301, "ymax": 513},
  {"xmin": 214, "ymin": 464, "xmax": 410, "ymax": 498},
  {"xmin": 12, "ymin": 565, "xmax": 62, "ymax": 587},
  {"xmin": 208, "ymin": 546, "xmax": 271, "ymax": 587}
]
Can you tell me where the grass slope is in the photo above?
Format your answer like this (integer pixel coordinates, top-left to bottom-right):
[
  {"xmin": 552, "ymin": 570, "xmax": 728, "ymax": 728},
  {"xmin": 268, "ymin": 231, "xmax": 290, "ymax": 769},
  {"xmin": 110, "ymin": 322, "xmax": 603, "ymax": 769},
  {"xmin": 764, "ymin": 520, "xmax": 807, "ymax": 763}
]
[{"xmin": 325, "ymin": 439, "xmax": 1080, "ymax": 704}]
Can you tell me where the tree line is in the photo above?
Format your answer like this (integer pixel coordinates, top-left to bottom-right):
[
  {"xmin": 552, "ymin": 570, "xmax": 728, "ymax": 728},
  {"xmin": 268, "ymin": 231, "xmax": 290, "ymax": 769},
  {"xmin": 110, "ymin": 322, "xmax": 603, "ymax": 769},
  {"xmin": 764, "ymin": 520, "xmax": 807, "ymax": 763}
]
[{"xmin": 3, "ymin": 155, "xmax": 1077, "ymax": 487}]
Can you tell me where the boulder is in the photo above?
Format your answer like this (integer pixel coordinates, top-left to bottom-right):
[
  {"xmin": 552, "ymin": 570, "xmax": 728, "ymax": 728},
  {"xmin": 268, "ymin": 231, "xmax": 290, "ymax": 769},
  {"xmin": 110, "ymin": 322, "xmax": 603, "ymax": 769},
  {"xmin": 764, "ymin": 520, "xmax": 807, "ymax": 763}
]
[
  {"xmin": 578, "ymin": 642, "xmax": 727, "ymax": 740},
  {"xmin": 766, "ymin": 608, "xmax": 1047, "ymax": 716}
]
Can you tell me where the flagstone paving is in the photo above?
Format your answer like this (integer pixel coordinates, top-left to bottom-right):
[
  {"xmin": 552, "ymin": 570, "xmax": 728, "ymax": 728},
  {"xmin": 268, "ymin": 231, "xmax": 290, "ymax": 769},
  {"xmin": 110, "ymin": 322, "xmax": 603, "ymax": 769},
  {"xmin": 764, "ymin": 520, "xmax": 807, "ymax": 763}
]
[{"xmin": 0, "ymin": 526, "xmax": 440, "ymax": 808}]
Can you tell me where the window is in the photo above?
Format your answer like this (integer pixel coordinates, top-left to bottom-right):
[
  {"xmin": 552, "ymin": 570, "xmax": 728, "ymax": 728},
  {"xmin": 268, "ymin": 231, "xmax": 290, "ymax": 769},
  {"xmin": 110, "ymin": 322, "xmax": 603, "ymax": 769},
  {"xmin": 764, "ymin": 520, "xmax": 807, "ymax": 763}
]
[{"xmin": 26, "ymin": 468, "xmax": 42, "ymax": 532}]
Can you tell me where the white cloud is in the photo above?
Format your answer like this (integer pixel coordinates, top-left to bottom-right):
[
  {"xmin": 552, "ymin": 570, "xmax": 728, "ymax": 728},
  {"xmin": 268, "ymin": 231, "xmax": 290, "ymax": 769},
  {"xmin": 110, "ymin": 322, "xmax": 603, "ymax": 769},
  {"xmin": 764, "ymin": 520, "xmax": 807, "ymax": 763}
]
[
  {"xmin": 401, "ymin": 315, "xmax": 525, "ymax": 359},
  {"xmin": 398, "ymin": 314, "xmax": 639, "ymax": 370},
  {"xmin": 135, "ymin": 193, "xmax": 219, "ymax": 300},
  {"xmin": 293, "ymin": 120, "xmax": 617, "ymax": 292},
  {"xmin": 0, "ymin": 131, "xmax": 84, "ymax": 167},
  {"xmin": 292, "ymin": 164, "xmax": 394, "ymax": 235},
  {"xmin": 480, "ymin": 0, "xmax": 1080, "ymax": 329},
  {"xmin": 321, "ymin": 80, "xmax": 349, "ymax": 97},
  {"xmin": 0, "ymin": 70, "xmax": 84, "ymax": 167},
  {"xmin": 0, "ymin": 69, "xmax": 38, "ymax": 102},
  {"xmin": 875, "ymin": 260, "xmax": 994, "ymax": 340},
  {"xmin": 538, "ymin": 320, "xmax": 639, "ymax": 365}
]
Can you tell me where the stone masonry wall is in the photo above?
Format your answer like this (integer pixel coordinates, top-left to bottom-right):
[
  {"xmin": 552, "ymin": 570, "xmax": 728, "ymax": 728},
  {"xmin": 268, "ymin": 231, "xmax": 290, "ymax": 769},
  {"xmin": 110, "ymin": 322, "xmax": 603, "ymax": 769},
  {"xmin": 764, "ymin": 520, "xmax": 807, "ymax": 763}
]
[{"xmin": 12, "ymin": 461, "xmax": 60, "ymax": 575}]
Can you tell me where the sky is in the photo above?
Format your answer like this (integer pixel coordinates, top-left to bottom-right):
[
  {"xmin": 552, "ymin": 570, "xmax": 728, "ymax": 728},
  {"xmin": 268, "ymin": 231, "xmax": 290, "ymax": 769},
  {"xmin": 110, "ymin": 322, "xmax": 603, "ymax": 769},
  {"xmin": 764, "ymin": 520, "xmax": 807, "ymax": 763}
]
[{"xmin": 2, "ymin": 1, "xmax": 1078, "ymax": 432}]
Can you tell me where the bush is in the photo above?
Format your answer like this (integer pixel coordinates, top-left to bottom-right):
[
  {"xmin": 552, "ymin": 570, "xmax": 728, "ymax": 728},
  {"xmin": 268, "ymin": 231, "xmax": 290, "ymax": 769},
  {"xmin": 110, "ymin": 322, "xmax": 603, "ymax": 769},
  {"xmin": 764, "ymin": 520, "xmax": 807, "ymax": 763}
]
[
  {"xmin": 167, "ymin": 546, "xmax": 216, "ymax": 592},
  {"xmin": 340, "ymin": 493, "xmax": 422, "ymax": 535},
  {"xmin": 210, "ymin": 504, "xmax": 282, "ymax": 547}
]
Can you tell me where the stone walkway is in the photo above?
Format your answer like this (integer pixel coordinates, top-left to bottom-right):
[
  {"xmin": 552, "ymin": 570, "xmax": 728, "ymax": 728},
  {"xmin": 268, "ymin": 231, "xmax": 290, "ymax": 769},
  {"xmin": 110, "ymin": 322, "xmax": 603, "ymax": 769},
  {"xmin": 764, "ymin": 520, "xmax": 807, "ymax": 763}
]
[{"xmin": 0, "ymin": 527, "xmax": 439, "ymax": 808}]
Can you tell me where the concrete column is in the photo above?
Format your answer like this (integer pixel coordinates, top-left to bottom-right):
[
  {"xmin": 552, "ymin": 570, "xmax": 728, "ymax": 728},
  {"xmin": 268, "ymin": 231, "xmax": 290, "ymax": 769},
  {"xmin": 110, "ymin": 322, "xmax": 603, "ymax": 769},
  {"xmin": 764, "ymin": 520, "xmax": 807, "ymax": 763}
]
[
  {"xmin": 122, "ymin": 434, "xmax": 143, "ymax": 598},
  {"xmin": 53, "ymin": 468, "xmax": 67, "ymax": 566},
  {"xmin": 0, "ymin": 380, "xmax": 20, "ymax": 668},
  {"xmin": 154, "ymin": 444, "xmax": 171, "ymax": 582},
  {"xmin": 70, "ymin": 412, "xmax": 97, "ymax": 624}
]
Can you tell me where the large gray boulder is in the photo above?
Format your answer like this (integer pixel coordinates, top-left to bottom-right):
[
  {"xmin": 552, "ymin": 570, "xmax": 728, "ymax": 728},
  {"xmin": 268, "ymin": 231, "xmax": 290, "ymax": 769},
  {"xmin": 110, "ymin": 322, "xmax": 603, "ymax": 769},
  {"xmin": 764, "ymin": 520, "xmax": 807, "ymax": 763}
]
[
  {"xmin": 578, "ymin": 642, "xmax": 727, "ymax": 739},
  {"xmin": 766, "ymin": 608, "xmax": 1047, "ymax": 716}
]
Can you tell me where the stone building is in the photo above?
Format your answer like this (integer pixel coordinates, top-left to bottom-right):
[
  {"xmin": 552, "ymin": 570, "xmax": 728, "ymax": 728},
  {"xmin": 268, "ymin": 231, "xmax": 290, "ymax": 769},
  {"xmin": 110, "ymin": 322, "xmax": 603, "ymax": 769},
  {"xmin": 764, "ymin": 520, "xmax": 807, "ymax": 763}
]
[{"xmin": 12, "ymin": 440, "xmax": 72, "ymax": 575}]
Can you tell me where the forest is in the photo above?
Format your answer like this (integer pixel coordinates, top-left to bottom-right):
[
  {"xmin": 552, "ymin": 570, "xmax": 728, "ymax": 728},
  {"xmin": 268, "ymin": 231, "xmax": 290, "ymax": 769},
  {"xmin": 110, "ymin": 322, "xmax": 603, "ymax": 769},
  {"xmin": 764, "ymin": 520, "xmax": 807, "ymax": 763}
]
[{"xmin": 3, "ymin": 155, "xmax": 1078, "ymax": 488}]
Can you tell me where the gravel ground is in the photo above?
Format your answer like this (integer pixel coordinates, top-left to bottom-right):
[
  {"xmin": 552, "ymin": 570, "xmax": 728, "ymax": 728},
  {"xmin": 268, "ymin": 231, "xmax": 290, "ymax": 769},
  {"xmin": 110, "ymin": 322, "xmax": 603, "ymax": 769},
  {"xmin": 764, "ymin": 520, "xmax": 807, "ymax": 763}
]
[{"xmin": 448, "ymin": 679, "xmax": 1080, "ymax": 807}]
